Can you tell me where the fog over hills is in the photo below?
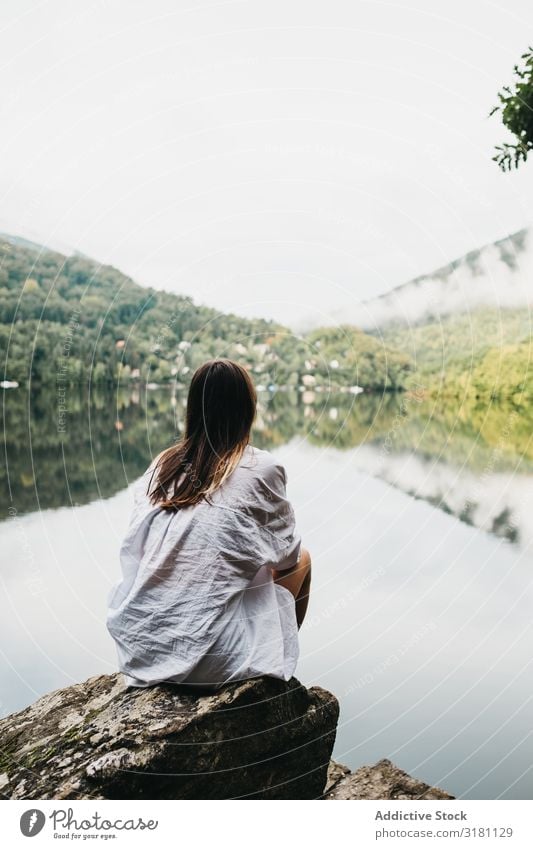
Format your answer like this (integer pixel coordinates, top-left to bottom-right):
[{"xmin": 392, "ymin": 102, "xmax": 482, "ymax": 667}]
[
  {"xmin": 327, "ymin": 228, "xmax": 533, "ymax": 331},
  {"xmin": 4, "ymin": 224, "xmax": 533, "ymax": 335}
]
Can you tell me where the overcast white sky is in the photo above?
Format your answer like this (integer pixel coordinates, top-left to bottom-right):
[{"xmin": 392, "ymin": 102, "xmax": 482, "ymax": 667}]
[{"xmin": 1, "ymin": 0, "xmax": 533, "ymax": 326}]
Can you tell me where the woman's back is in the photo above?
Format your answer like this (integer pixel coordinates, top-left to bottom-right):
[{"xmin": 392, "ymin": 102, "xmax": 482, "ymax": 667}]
[{"xmin": 107, "ymin": 444, "xmax": 302, "ymax": 688}]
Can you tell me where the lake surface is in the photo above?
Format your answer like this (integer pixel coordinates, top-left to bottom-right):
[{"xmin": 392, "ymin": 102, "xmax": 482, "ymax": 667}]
[{"xmin": 1, "ymin": 385, "xmax": 532, "ymax": 799}]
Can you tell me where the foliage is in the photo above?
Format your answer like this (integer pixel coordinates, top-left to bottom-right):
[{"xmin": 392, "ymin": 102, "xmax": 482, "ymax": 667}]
[
  {"xmin": 380, "ymin": 308, "xmax": 533, "ymax": 400},
  {"xmin": 458, "ymin": 342, "xmax": 533, "ymax": 402},
  {"xmin": 305, "ymin": 324, "xmax": 412, "ymax": 389},
  {"xmin": 492, "ymin": 47, "xmax": 533, "ymax": 170},
  {"xmin": 0, "ymin": 238, "xmax": 410, "ymax": 391}
]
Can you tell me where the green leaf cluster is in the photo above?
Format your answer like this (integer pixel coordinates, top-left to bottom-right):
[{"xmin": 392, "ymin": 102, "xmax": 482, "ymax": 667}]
[{"xmin": 492, "ymin": 47, "xmax": 533, "ymax": 170}]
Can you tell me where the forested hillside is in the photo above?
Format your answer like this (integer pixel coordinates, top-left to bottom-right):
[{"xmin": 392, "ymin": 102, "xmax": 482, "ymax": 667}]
[
  {"xmin": 0, "ymin": 237, "xmax": 412, "ymax": 390},
  {"xmin": 380, "ymin": 307, "xmax": 533, "ymax": 400},
  {"xmin": 2, "ymin": 234, "xmax": 531, "ymax": 399}
]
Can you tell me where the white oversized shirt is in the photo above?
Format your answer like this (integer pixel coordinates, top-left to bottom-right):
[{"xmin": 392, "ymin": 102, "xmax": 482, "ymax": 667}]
[{"xmin": 107, "ymin": 446, "xmax": 301, "ymax": 688}]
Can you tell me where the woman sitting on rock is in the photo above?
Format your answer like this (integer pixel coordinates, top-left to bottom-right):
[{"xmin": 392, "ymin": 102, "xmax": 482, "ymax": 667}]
[{"xmin": 107, "ymin": 358, "xmax": 311, "ymax": 689}]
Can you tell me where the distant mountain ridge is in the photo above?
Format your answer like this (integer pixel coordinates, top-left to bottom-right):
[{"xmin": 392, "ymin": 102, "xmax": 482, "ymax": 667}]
[{"xmin": 344, "ymin": 228, "xmax": 533, "ymax": 330}]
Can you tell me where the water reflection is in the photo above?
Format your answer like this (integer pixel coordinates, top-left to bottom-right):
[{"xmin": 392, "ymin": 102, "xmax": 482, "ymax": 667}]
[
  {"xmin": 1, "ymin": 385, "xmax": 532, "ymax": 799},
  {"xmin": 3, "ymin": 386, "xmax": 533, "ymax": 548}
]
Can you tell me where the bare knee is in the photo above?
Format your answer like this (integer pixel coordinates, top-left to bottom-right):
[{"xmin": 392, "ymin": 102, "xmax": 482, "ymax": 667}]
[{"xmin": 272, "ymin": 545, "xmax": 311, "ymax": 599}]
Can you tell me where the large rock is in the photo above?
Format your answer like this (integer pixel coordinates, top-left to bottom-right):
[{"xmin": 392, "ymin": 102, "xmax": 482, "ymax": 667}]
[
  {"xmin": 324, "ymin": 758, "xmax": 454, "ymax": 800},
  {"xmin": 0, "ymin": 673, "xmax": 338, "ymax": 800}
]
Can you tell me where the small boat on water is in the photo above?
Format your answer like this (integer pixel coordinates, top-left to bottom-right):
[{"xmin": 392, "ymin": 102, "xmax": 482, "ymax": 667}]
[{"xmin": 0, "ymin": 380, "xmax": 19, "ymax": 389}]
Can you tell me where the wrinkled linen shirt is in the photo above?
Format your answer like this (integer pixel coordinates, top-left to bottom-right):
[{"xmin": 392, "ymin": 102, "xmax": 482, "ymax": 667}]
[{"xmin": 107, "ymin": 446, "xmax": 302, "ymax": 688}]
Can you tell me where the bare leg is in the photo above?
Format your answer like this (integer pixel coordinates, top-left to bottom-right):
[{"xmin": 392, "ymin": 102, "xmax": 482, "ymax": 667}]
[
  {"xmin": 272, "ymin": 547, "xmax": 312, "ymax": 629},
  {"xmin": 294, "ymin": 566, "xmax": 311, "ymax": 628}
]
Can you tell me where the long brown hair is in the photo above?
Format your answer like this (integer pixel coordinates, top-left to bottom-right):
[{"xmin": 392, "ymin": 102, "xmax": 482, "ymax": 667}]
[{"xmin": 148, "ymin": 358, "xmax": 257, "ymax": 509}]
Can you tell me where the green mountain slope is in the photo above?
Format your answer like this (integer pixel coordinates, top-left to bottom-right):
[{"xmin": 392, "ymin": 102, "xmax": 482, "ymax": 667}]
[
  {"xmin": 379, "ymin": 307, "xmax": 533, "ymax": 400},
  {"xmin": 3, "ymin": 233, "xmax": 530, "ymax": 399},
  {"xmin": 0, "ymin": 237, "xmax": 410, "ymax": 390}
]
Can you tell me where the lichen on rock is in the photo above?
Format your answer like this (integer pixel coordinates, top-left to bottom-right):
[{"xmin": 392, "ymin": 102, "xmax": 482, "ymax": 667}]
[
  {"xmin": 0, "ymin": 673, "xmax": 339, "ymax": 800},
  {"xmin": 0, "ymin": 673, "xmax": 454, "ymax": 801},
  {"xmin": 324, "ymin": 758, "xmax": 454, "ymax": 800}
]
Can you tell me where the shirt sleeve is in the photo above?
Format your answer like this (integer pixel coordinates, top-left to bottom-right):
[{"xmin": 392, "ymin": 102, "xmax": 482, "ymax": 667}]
[{"xmin": 243, "ymin": 458, "xmax": 302, "ymax": 572}]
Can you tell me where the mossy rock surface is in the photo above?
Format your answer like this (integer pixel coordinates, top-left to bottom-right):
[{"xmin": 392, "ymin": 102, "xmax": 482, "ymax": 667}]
[{"xmin": 0, "ymin": 673, "xmax": 339, "ymax": 800}]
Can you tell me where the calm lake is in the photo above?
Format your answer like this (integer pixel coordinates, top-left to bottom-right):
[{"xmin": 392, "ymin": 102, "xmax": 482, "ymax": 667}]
[{"xmin": 2, "ymin": 386, "xmax": 532, "ymax": 799}]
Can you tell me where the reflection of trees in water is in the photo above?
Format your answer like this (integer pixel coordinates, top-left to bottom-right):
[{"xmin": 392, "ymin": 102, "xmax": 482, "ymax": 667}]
[
  {"xmin": 2, "ymin": 386, "xmax": 180, "ymax": 516},
  {"xmin": 2, "ymin": 387, "xmax": 532, "ymax": 517},
  {"xmin": 376, "ymin": 399, "xmax": 533, "ymax": 472},
  {"xmin": 305, "ymin": 390, "xmax": 398, "ymax": 449}
]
